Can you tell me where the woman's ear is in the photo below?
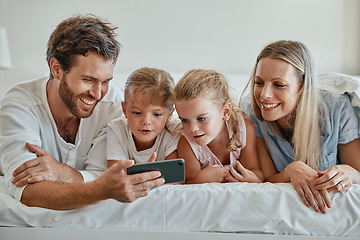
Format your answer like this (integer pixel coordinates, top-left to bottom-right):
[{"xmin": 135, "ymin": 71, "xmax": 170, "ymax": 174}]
[
  {"xmin": 222, "ymin": 102, "xmax": 232, "ymax": 121},
  {"xmin": 121, "ymin": 101, "xmax": 127, "ymax": 118},
  {"xmin": 50, "ymin": 58, "xmax": 63, "ymax": 81}
]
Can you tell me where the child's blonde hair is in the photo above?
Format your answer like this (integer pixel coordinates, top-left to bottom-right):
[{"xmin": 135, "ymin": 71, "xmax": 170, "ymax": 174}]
[
  {"xmin": 124, "ymin": 67, "xmax": 175, "ymax": 112},
  {"xmin": 174, "ymin": 69, "xmax": 244, "ymax": 151}
]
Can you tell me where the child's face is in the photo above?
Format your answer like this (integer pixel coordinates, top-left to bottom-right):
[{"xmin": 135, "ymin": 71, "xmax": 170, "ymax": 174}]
[
  {"xmin": 122, "ymin": 99, "xmax": 171, "ymax": 150},
  {"xmin": 175, "ymin": 97, "xmax": 227, "ymax": 146}
]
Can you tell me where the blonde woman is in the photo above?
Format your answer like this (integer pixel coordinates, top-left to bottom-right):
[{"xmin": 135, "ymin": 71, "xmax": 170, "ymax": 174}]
[
  {"xmin": 175, "ymin": 69, "xmax": 263, "ymax": 184},
  {"xmin": 242, "ymin": 40, "xmax": 360, "ymax": 214}
]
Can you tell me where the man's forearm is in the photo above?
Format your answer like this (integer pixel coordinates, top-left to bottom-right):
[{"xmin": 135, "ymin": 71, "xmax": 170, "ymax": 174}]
[
  {"xmin": 19, "ymin": 161, "xmax": 165, "ymax": 210},
  {"xmin": 20, "ymin": 180, "xmax": 105, "ymax": 210}
]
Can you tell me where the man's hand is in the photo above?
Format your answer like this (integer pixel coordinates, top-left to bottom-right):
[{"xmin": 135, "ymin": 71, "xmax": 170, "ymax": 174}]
[
  {"xmin": 12, "ymin": 142, "xmax": 82, "ymax": 187},
  {"xmin": 99, "ymin": 159, "xmax": 165, "ymax": 203}
]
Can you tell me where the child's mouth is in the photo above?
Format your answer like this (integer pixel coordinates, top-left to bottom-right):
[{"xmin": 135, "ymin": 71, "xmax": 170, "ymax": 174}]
[
  {"xmin": 140, "ymin": 129, "xmax": 152, "ymax": 134},
  {"xmin": 193, "ymin": 134, "xmax": 205, "ymax": 139}
]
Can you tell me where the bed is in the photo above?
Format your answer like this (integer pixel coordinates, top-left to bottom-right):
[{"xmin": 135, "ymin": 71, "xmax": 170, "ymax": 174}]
[
  {"xmin": 1, "ymin": 73, "xmax": 360, "ymax": 239},
  {"xmin": 0, "ymin": 175, "xmax": 359, "ymax": 238}
]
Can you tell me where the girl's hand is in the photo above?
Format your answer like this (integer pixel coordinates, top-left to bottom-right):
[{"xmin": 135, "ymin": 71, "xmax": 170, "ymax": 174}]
[
  {"xmin": 285, "ymin": 161, "xmax": 331, "ymax": 214},
  {"xmin": 147, "ymin": 152, "xmax": 157, "ymax": 163},
  {"xmin": 226, "ymin": 161, "xmax": 262, "ymax": 183},
  {"xmin": 314, "ymin": 164, "xmax": 356, "ymax": 193},
  {"xmin": 190, "ymin": 165, "xmax": 229, "ymax": 183}
]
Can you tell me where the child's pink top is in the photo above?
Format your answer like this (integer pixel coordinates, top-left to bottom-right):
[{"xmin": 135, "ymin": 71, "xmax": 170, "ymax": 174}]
[{"xmin": 183, "ymin": 113, "xmax": 247, "ymax": 169}]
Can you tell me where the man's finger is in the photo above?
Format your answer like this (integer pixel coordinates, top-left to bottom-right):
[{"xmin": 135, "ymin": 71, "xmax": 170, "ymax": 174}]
[
  {"xmin": 12, "ymin": 159, "xmax": 40, "ymax": 177},
  {"xmin": 13, "ymin": 177, "xmax": 30, "ymax": 187},
  {"xmin": 130, "ymin": 171, "xmax": 162, "ymax": 185},
  {"xmin": 25, "ymin": 142, "xmax": 46, "ymax": 156},
  {"xmin": 132, "ymin": 176, "xmax": 164, "ymax": 192},
  {"xmin": 111, "ymin": 160, "xmax": 135, "ymax": 174},
  {"xmin": 12, "ymin": 163, "xmax": 43, "ymax": 185}
]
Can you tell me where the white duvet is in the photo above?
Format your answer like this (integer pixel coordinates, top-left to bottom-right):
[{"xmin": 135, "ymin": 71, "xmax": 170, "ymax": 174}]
[{"xmin": 0, "ymin": 176, "xmax": 359, "ymax": 237}]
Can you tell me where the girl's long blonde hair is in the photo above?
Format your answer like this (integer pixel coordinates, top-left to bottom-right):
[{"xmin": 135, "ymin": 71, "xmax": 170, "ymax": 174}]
[
  {"xmin": 174, "ymin": 69, "xmax": 245, "ymax": 151},
  {"xmin": 245, "ymin": 40, "xmax": 321, "ymax": 170}
]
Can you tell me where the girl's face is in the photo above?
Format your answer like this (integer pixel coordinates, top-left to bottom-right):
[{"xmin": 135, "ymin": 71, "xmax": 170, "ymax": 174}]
[
  {"xmin": 253, "ymin": 57, "xmax": 302, "ymax": 129},
  {"xmin": 175, "ymin": 97, "xmax": 229, "ymax": 146},
  {"xmin": 122, "ymin": 96, "xmax": 171, "ymax": 150}
]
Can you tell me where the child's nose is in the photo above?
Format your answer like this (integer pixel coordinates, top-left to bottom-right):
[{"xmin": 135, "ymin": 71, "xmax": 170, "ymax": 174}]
[
  {"xmin": 142, "ymin": 115, "xmax": 151, "ymax": 125},
  {"xmin": 189, "ymin": 122, "xmax": 199, "ymax": 133}
]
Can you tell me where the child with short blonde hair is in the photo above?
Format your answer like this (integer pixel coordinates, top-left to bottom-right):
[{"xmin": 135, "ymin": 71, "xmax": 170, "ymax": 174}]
[
  {"xmin": 107, "ymin": 67, "xmax": 180, "ymax": 167},
  {"xmin": 174, "ymin": 69, "xmax": 263, "ymax": 184}
]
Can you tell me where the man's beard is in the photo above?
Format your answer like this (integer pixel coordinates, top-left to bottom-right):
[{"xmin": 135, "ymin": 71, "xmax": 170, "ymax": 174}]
[{"xmin": 58, "ymin": 75, "xmax": 98, "ymax": 118}]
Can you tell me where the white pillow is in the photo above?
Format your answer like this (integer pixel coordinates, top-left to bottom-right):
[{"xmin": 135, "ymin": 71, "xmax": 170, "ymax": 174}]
[{"xmin": 318, "ymin": 72, "xmax": 360, "ymax": 117}]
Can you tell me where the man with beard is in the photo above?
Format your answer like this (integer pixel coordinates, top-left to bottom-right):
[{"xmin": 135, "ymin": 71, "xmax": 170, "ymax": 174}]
[{"xmin": 0, "ymin": 15, "xmax": 164, "ymax": 210}]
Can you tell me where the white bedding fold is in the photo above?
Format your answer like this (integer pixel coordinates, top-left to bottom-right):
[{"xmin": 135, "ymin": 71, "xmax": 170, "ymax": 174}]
[{"xmin": 0, "ymin": 176, "xmax": 359, "ymax": 237}]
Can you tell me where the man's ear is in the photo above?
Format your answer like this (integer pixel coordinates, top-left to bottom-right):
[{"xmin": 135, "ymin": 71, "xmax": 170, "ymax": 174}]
[
  {"xmin": 222, "ymin": 102, "xmax": 232, "ymax": 121},
  {"xmin": 121, "ymin": 101, "xmax": 127, "ymax": 118},
  {"xmin": 50, "ymin": 58, "xmax": 63, "ymax": 81}
]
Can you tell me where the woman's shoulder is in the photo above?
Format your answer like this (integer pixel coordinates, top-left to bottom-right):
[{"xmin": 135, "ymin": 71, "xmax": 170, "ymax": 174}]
[
  {"xmin": 319, "ymin": 90, "xmax": 356, "ymax": 119},
  {"xmin": 319, "ymin": 90, "xmax": 358, "ymax": 132},
  {"xmin": 319, "ymin": 90, "xmax": 352, "ymax": 106}
]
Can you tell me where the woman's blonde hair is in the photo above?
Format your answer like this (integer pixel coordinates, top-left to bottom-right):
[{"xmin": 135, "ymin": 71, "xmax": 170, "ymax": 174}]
[
  {"xmin": 124, "ymin": 67, "xmax": 175, "ymax": 112},
  {"xmin": 244, "ymin": 40, "xmax": 321, "ymax": 170},
  {"xmin": 174, "ymin": 69, "xmax": 244, "ymax": 151}
]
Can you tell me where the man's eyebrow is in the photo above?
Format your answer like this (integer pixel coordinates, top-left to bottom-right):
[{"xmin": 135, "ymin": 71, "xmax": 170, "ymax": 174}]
[
  {"xmin": 81, "ymin": 75, "xmax": 97, "ymax": 79},
  {"xmin": 81, "ymin": 75, "xmax": 113, "ymax": 81}
]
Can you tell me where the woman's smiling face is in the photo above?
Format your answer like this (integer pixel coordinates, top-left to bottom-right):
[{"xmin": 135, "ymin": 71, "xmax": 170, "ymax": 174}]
[{"xmin": 253, "ymin": 57, "xmax": 302, "ymax": 128}]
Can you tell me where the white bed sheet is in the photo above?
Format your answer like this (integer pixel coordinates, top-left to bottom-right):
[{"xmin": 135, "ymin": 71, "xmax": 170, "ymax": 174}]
[{"xmin": 0, "ymin": 176, "xmax": 359, "ymax": 237}]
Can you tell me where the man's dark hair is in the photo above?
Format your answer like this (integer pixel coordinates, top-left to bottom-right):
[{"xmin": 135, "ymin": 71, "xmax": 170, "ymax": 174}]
[{"xmin": 46, "ymin": 15, "xmax": 121, "ymax": 79}]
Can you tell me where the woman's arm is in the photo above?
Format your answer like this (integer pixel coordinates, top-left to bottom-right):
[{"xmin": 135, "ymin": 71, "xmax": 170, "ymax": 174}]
[
  {"xmin": 256, "ymin": 136, "xmax": 330, "ymax": 213},
  {"xmin": 256, "ymin": 137, "xmax": 284, "ymax": 182}
]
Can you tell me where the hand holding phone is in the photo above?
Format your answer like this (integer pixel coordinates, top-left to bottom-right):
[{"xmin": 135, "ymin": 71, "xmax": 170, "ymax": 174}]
[{"xmin": 127, "ymin": 159, "xmax": 185, "ymax": 184}]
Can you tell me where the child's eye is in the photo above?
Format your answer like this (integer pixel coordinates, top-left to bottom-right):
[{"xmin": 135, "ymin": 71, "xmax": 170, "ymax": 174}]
[
  {"xmin": 181, "ymin": 119, "xmax": 189, "ymax": 124},
  {"xmin": 132, "ymin": 112, "xmax": 141, "ymax": 115},
  {"xmin": 197, "ymin": 117, "xmax": 206, "ymax": 122},
  {"xmin": 153, "ymin": 113, "xmax": 162, "ymax": 117}
]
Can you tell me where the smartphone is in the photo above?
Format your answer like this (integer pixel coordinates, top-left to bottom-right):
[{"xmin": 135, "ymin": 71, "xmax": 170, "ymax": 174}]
[{"xmin": 127, "ymin": 159, "xmax": 185, "ymax": 184}]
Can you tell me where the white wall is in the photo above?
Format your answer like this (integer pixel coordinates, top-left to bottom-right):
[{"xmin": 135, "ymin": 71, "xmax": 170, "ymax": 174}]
[{"xmin": 0, "ymin": 0, "xmax": 359, "ymax": 97}]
